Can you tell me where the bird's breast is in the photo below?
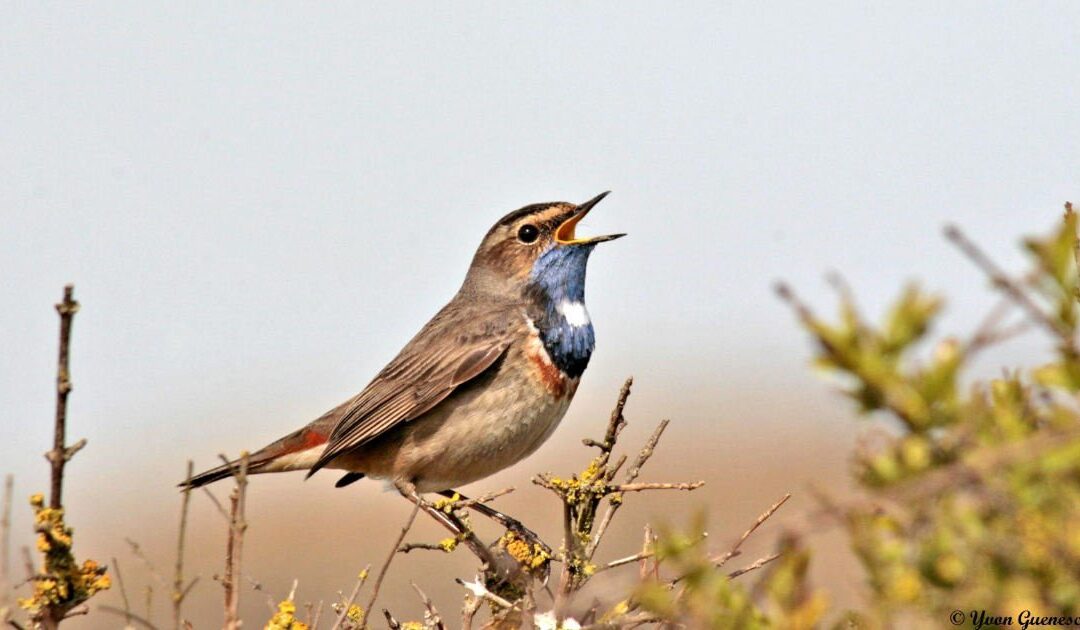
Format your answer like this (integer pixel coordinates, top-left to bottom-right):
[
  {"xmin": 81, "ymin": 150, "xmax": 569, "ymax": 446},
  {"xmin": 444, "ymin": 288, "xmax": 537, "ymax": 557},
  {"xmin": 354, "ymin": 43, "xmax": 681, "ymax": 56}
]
[{"xmin": 524, "ymin": 316, "xmax": 583, "ymax": 399}]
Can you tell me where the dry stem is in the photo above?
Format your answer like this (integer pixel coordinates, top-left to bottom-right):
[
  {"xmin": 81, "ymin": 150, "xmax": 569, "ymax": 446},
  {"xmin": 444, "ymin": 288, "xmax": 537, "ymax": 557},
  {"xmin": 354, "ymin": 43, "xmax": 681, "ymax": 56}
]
[
  {"xmin": 47, "ymin": 285, "xmax": 81, "ymax": 511},
  {"xmin": 173, "ymin": 461, "xmax": 194, "ymax": 630},
  {"xmin": 221, "ymin": 453, "xmax": 250, "ymax": 630}
]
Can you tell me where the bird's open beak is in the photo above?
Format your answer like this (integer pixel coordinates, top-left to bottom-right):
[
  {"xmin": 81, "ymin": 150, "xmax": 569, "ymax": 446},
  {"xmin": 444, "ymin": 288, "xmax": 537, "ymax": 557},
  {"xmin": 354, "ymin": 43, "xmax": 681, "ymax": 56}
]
[{"xmin": 554, "ymin": 191, "xmax": 626, "ymax": 245}]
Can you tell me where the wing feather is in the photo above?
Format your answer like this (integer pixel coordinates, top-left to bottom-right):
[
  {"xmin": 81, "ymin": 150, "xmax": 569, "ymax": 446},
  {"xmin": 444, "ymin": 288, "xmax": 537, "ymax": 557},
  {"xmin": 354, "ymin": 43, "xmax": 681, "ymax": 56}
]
[{"xmin": 307, "ymin": 301, "xmax": 514, "ymax": 476}]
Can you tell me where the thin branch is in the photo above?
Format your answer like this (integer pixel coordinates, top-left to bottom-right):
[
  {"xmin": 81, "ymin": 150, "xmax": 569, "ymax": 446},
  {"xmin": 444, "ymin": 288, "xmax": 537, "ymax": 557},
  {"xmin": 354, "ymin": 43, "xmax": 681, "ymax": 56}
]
[
  {"xmin": 173, "ymin": 460, "xmax": 194, "ymax": 630},
  {"xmin": 583, "ymin": 377, "xmax": 633, "ymax": 460},
  {"xmin": 588, "ymin": 419, "xmax": 670, "ymax": 559},
  {"xmin": 461, "ymin": 593, "xmax": 483, "ymax": 630},
  {"xmin": 124, "ymin": 539, "xmax": 168, "ymax": 589},
  {"xmin": 0, "ymin": 474, "xmax": 11, "ymax": 611},
  {"xmin": 711, "ymin": 494, "xmax": 791, "ymax": 568},
  {"xmin": 727, "ymin": 552, "xmax": 781, "ymax": 579},
  {"xmin": 410, "ymin": 582, "xmax": 444, "ymax": 629},
  {"xmin": 20, "ymin": 547, "xmax": 33, "ymax": 582},
  {"xmin": 329, "ymin": 564, "xmax": 370, "ymax": 630},
  {"xmin": 396, "ymin": 542, "xmax": 449, "ymax": 554},
  {"xmin": 945, "ymin": 224, "xmax": 1075, "ymax": 350},
  {"xmin": 607, "ymin": 481, "xmax": 704, "ymax": 493},
  {"xmin": 47, "ymin": 285, "xmax": 80, "ymax": 510},
  {"xmin": 357, "ymin": 491, "xmax": 420, "ymax": 627},
  {"xmin": 111, "ymin": 557, "xmax": 134, "ymax": 628},
  {"xmin": 200, "ymin": 487, "xmax": 231, "ymax": 523},
  {"xmin": 222, "ymin": 452, "xmax": 249, "ymax": 630},
  {"xmin": 99, "ymin": 605, "xmax": 160, "ymax": 630},
  {"xmin": 452, "ymin": 487, "xmax": 515, "ymax": 510}
]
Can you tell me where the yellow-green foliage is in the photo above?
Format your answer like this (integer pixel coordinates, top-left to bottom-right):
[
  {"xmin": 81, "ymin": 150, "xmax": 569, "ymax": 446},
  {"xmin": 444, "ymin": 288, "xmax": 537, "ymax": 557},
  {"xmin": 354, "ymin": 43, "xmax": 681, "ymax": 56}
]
[
  {"xmin": 18, "ymin": 493, "xmax": 110, "ymax": 618},
  {"xmin": 638, "ymin": 207, "xmax": 1080, "ymax": 628},
  {"xmin": 794, "ymin": 207, "xmax": 1080, "ymax": 623},
  {"xmin": 634, "ymin": 517, "xmax": 827, "ymax": 629}
]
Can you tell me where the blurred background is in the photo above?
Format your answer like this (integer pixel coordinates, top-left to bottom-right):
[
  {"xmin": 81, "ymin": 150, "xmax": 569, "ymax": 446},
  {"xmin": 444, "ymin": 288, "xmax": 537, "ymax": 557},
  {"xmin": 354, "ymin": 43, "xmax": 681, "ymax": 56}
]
[{"xmin": 2, "ymin": 3, "xmax": 1079, "ymax": 627}]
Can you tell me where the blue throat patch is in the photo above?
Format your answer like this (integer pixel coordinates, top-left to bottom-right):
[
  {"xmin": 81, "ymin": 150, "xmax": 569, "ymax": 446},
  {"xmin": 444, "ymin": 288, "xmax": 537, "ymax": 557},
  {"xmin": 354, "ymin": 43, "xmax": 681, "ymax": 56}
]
[{"xmin": 525, "ymin": 244, "xmax": 597, "ymax": 378}]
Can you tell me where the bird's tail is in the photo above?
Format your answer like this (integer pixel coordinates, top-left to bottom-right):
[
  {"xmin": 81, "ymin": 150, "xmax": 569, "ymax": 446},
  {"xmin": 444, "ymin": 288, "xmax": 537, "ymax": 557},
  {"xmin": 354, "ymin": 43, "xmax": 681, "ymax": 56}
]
[{"xmin": 182, "ymin": 457, "xmax": 271, "ymax": 489}]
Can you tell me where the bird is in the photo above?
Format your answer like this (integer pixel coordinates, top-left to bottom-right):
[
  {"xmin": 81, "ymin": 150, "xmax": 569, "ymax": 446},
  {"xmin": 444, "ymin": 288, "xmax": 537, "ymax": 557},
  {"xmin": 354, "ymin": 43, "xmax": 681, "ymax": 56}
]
[{"xmin": 185, "ymin": 193, "xmax": 623, "ymax": 499}]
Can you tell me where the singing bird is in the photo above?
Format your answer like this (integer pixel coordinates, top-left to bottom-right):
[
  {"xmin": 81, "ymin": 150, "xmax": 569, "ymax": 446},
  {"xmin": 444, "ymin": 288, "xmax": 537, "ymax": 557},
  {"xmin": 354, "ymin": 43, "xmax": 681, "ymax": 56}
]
[{"xmin": 186, "ymin": 193, "xmax": 623, "ymax": 495}]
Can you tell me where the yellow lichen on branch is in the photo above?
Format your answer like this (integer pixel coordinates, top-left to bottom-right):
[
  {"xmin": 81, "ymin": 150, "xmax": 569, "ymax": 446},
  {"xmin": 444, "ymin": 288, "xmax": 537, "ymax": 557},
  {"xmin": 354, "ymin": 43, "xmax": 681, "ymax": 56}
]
[{"xmin": 18, "ymin": 493, "xmax": 110, "ymax": 619}]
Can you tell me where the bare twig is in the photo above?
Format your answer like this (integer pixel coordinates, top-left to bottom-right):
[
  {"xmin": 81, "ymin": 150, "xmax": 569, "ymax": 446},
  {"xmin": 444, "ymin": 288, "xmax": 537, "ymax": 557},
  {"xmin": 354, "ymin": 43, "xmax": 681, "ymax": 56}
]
[
  {"xmin": 607, "ymin": 481, "xmax": 704, "ymax": 493},
  {"xmin": 309, "ymin": 599, "xmax": 324, "ymax": 630},
  {"xmin": 124, "ymin": 539, "xmax": 168, "ymax": 589},
  {"xmin": 554, "ymin": 500, "xmax": 575, "ymax": 615},
  {"xmin": 1, "ymin": 475, "xmax": 11, "ymax": 606},
  {"xmin": 222, "ymin": 452, "xmax": 250, "ymax": 630},
  {"xmin": 588, "ymin": 419, "xmax": 670, "ymax": 559},
  {"xmin": 583, "ymin": 377, "xmax": 633, "ymax": 459},
  {"xmin": 452, "ymin": 487, "xmax": 515, "ymax": 510},
  {"xmin": 47, "ymin": 285, "xmax": 81, "ymax": 511},
  {"xmin": 945, "ymin": 224, "xmax": 1075, "ymax": 350},
  {"xmin": 20, "ymin": 547, "xmax": 33, "ymax": 582},
  {"xmin": 329, "ymin": 564, "xmax": 370, "ymax": 630},
  {"xmin": 397, "ymin": 542, "xmax": 450, "ymax": 554},
  {"xmin": 461, "ymin": 593, "xmax": 483, "ymax": 630},
  {"xmin": 111, "ymin": 558, "xmax": 135, "ymax": 628},
  {"xmin": 200, "ymin": 488, "xmax": 231, "ymax": 523},
  {"xmin": 173, "ymin": 461, "xmax": 194, "ymax": 630},
  {"xmin": 727, "ymin": 552, "xmax": 781, "ymax": 579},
  {"xmin": 411, "ymin": 582, "xmax": 445, "ymax": 628},
  {"xmin": 711, "ymin": 494, "xmax": 791, "ymax": 569},
  {"xmin": 358, "ymin": 490, "xmax": 421, "ymax": 627},
  {"xmin": 98, "ymin": 605, "xmax": 160, "ymax": 630}
]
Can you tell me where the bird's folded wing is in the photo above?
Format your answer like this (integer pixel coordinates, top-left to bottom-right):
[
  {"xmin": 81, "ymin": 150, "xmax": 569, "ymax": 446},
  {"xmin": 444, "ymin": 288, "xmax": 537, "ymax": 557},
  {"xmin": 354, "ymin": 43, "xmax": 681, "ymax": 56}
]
[{"xmin": 307, "ymin": 304, "xmax": 514, "ymax": 476}]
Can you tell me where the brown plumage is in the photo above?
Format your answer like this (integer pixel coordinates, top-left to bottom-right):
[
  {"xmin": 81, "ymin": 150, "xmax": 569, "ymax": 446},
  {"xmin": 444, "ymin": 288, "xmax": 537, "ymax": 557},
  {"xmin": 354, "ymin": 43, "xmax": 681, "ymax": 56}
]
[{"xmin": 185, "ymin": 193, "xmax": 622, "ymax": 493}]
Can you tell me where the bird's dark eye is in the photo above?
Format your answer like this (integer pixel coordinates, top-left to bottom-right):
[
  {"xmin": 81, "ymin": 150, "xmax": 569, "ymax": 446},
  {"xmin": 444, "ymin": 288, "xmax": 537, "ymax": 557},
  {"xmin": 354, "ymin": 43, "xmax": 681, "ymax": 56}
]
[{"xmin": 517, "ymin": 224, "xmax": 540, "ymax": 243}]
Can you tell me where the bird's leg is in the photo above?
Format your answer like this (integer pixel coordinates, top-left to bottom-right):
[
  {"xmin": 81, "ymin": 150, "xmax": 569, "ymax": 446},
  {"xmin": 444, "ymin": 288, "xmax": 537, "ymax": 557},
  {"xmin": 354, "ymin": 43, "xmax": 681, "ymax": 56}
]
[
  {"xmin": 438, "ymin": 489, "xmax": 553, "ymax": 560},
  {"xmin": 396, "ymin": 483, "xmax": 503, "ymax": 573}
]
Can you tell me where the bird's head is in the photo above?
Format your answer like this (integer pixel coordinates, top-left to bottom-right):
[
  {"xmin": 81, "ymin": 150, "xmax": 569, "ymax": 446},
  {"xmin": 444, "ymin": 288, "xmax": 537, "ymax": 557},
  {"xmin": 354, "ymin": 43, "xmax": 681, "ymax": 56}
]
[{"xmin": 464, "ymin": 192, "xmax": 624, "ymax": 296}]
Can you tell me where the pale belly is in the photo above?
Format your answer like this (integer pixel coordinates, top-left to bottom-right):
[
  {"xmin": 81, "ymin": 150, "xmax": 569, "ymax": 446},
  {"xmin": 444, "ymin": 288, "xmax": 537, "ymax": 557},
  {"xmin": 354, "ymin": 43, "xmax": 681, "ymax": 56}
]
[{"xmin": 340, "ymin": 353, "xmax": 579, "ymax": 492}]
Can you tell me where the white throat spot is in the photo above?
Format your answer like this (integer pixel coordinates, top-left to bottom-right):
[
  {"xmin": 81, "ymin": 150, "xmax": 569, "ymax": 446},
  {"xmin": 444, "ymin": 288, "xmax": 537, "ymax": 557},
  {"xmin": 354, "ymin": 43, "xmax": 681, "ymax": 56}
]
[{"xmin": 558, "ymin": 300, "xmax": 590, "ymax": 328}]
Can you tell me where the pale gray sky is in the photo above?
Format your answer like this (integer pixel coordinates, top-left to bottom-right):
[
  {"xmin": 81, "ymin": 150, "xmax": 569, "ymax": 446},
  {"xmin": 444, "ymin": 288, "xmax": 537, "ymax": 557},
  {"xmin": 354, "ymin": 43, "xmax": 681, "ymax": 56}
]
[{"xmin": 3, "ymin": 3, "xmax": 1078, "ymax": 626}]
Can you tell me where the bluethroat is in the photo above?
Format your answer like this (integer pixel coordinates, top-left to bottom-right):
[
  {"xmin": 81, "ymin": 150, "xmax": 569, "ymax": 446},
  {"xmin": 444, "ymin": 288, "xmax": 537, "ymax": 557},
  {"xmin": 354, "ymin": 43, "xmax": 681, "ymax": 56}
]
[{"xmin": 186, "ymin": 193, "xmax": 624, "ymax": 502}]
